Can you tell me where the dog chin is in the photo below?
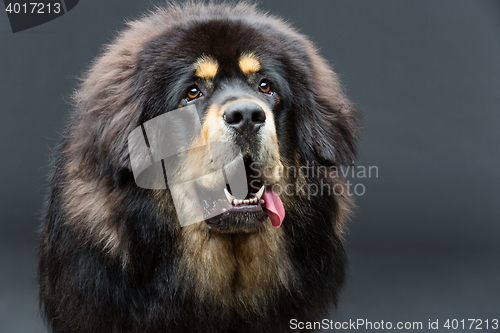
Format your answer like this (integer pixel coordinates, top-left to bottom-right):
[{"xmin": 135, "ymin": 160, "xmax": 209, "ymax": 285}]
[{"xmin": 205, "ymin": 208, "xmax": 268, "ymax": 233}]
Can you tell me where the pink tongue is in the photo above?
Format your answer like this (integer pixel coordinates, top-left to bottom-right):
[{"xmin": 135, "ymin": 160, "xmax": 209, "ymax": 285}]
[{"xmin": 261, "ymin": 187, "xmax": 285, "ymax": 228}]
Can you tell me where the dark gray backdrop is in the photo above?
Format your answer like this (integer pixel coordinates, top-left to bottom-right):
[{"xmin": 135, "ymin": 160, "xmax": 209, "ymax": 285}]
[{"xmin": 1, "ymin": 1, "xmax": 499, "ymax": 332}]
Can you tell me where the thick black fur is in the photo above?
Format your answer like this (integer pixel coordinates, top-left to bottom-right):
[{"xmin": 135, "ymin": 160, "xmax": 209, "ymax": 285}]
[{"xmin": 39, "ymin": 3, "xmax": 360, "ymax": 333}]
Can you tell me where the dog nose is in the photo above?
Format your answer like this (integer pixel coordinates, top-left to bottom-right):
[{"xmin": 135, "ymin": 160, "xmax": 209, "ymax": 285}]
[{"xmin": 223, "ymin": 101, "xmax": 266, "ymax": 134}]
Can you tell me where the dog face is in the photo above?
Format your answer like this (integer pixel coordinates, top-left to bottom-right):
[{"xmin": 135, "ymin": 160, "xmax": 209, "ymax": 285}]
[
  {"xmin": 133, "ymin": 17, "xmax": 357, "ymax": 234},
  {"xmin": 136, "ymin": 20, "xmax": 290, "ymax": 233}
]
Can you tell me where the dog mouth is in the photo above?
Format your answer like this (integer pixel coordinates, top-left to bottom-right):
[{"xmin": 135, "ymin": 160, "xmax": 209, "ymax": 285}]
[
  {"xmin": 223, "ymin": 184, "xmax": 265, "ymax": 211},
  {"xmin": 203, "ymin": 157, "xmax": 285, "ymax": 231},
  {"xmin": 224, "ymin": 184, "xmax": 285, "ymax": 226}
]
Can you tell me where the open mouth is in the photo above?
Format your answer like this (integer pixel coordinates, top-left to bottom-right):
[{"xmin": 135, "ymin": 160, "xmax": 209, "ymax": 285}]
[
  {"xmin": 201, "ymin": 155, "xmax": 285, "ymax": 230},
  {"xmin": 203, "ymin": 181, "xmax": 285, "ymax": 233},
  {"xmin": 222, "ymin": 183, "xmax": 285, "ymax": 228}
]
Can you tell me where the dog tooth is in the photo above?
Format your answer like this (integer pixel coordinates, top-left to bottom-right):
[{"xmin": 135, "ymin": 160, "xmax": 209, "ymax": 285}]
[
  {"xmin": 255, "ymin": 185, "xmax": 265, "ymax": 200},
  {"xmin": 243, "ymin": 199, "xmax": 249, "ymax": 205},
  {"xmin": 224, "ymin": 188, "xmax": 234, "ymax": 204}
]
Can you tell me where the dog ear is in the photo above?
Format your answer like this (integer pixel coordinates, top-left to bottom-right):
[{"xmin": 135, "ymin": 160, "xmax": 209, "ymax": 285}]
[{"xmin": 297, "ymin": 50, "xmax": 361, "ymax": 166}]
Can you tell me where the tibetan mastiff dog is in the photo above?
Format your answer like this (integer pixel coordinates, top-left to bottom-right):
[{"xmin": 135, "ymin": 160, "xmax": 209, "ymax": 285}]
[{"xmin": 39, "ymin": 3, "xmax": 360, "ymax": 333}]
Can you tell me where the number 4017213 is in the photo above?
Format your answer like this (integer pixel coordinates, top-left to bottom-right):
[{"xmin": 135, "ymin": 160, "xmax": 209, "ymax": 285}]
[
  {"xmin": 5, "ymin": 2, "xmax": 61, "ymax": 14},
  {"xmin": 443, "ymin": 319, "xmax": 499, "ymax": 330}
]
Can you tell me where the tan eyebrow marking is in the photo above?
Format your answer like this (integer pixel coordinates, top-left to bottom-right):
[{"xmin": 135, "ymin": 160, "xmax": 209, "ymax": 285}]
[
  {"xmin": 194, "ymin": 56, "xmax": 219, "ymax": 79},
  {"xmin": 239, "ymin": 54, "xmax": 261, "ymax": 74}
]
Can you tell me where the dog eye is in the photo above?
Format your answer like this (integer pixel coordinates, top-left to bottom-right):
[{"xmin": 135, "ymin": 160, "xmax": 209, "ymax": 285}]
[
  {"xmin": 258, "ymin": 80, "xmax": 271, "ymax": 94},
  {"xmin": 186, "ymin": 86, "xmax": 202, "ymax": 100}
]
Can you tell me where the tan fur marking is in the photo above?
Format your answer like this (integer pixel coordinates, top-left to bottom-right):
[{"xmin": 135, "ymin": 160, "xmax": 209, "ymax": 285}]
[
  {"xmin": 195, "ymin": 56, "xmax": 219, "ymax": 79},
  {"xmin": 239, "ymin": 54, "xmax": 261, "ymax": 74},
  {"xmin": 202, "ymin": 104, "xmax": 231, "ymax": 144},
  {"xmin": 177, "ymin": 222, "xmax": 297, "ymax": 313}
]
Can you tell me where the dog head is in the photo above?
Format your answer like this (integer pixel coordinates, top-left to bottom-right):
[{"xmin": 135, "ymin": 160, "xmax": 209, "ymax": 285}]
[
  {"xmin": 127, "ymin": 7, "xmax": 359, "ymax": 233},
  {"xmin": 64, "ymin": 3, "xmax": 360, "ymax": 252}
]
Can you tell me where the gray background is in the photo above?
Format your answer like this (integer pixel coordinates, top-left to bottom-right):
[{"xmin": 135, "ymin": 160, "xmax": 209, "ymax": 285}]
[{"xmin": 1, "ymin": 0, "xmax": 499, "ymax": 332}]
